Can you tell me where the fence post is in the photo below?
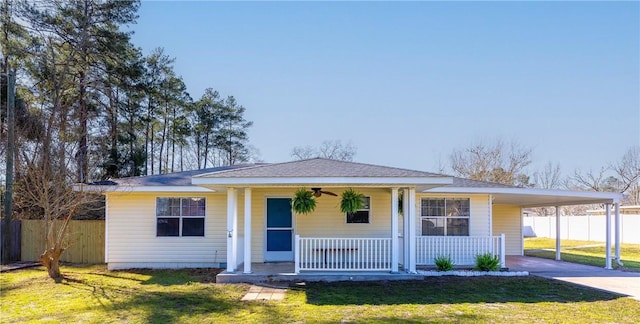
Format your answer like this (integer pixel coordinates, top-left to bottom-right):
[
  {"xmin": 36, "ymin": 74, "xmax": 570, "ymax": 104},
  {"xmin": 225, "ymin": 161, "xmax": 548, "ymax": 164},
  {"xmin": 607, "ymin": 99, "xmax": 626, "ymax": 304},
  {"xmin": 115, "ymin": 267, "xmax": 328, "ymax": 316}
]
[
  {"xmin": 500, "ymin": 233, "xmax": 506, "ymax": 268},
  {"xmin": 294, "ymin": 235, "xmax": 300, "ymax": 274}
]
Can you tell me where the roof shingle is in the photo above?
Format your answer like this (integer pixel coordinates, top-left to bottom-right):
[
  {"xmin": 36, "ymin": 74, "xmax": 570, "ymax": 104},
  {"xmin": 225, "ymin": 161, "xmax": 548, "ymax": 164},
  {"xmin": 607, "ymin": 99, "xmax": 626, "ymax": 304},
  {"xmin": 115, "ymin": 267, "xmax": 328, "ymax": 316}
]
[{"xmin": 194, "ymin": 158, "xmax": 446, "ymax": 178}]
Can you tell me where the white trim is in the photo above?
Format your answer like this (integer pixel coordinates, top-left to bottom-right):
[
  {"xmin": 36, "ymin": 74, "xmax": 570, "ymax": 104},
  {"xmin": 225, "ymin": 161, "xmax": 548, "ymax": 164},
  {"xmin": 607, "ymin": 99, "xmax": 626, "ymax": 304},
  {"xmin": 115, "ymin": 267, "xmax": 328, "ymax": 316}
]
[
  {"xmin": 408, "ymin": 188, "xmax": 416, "ymax": 272},
  {"xmin": 192, "ymin": 176, "xmax": 453, "ymax": 186},
  {"xmin": 488, "ymin": 195, "xmax": 493, "ymax": 237},
  {"xmin": 555, "ymin": 206, "xmax": 561, "ymax": 261},
  {"xmin": 402, "ymin": 188, "xmax": 410, "ymax": 270},
  {"xmin": 226, "ymin": 188, "xmax": 238, "ymax": 272},
  {"xmin": 423, "ymin": 187, "xmax": 621, "ymax": 207},
  {"xmin": 423, "ymin": 187, "xmax": 621, "ymax": 199},
  {"xmin": 391, "ymin": 188, "xmax": 399, "ymax": 273},
  {"xmin": 605, "ymin": 203, "xmax": 612, "ymax": 269},
  {"xmin": 614, "ymin": 202, "xmax": 622, "ymax": 265},
  {"xmin": 243, "ymin": 188, "xmax": 252, "ymax": 274}
]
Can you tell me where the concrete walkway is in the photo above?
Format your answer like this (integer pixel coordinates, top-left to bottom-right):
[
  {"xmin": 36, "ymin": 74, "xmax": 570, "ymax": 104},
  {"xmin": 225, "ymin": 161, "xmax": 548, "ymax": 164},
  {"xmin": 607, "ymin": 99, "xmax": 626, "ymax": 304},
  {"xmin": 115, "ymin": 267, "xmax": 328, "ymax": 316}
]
[{"xmin": 507, "ymin": 256, "xmax": 640, "ymax": 300}]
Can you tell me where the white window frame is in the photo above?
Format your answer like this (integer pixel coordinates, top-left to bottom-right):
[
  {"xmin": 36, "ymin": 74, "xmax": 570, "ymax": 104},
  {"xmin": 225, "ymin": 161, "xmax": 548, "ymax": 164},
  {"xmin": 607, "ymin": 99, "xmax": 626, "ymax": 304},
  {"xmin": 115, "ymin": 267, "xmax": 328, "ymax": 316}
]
[
  {"xmin": 420, "ymin": 197, "xmax": 470, "ymax": 236},
  {"xmin": 156, "ymin": 197, "xmax": 206, "ymax": 237},
  {"xmin": 346, "ymin": 196, "xmax": 371, "ymax": 224}
]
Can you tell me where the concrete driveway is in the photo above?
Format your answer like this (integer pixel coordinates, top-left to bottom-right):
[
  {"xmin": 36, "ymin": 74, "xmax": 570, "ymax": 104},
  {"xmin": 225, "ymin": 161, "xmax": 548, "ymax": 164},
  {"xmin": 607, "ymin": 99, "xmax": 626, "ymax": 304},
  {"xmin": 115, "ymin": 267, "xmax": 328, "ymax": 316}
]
[{"xmin": 507, "ymin": 256, "xmax": 640, "ymax": 300}]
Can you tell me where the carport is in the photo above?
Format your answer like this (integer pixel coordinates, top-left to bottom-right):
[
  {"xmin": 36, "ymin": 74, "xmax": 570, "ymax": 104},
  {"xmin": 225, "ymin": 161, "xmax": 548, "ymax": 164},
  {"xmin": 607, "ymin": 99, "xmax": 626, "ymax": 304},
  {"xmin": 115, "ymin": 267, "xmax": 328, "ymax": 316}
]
[{"xmin": 425, "ymin": 186, "xmax": 623, "ymax": 269}]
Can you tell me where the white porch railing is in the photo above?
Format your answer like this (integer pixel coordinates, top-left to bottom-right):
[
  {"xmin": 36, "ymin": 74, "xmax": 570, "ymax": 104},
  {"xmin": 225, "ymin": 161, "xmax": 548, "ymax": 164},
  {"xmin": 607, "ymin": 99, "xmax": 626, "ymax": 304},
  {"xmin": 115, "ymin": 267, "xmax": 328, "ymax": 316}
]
[
  {"xmin": 416, "ymin": 234, "xmax": 506, "ymax": 267},
  {"xmin": 295, "ymin": 235, "xmax": 392, "ymax": 273}
]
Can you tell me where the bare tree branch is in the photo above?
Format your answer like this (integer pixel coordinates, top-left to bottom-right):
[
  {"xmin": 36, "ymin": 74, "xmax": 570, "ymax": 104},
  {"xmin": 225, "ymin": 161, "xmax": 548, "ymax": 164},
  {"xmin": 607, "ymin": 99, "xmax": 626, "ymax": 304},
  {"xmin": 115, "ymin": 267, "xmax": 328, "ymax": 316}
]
[
  {"xmin": 449, "ymin": 139, "xmax": 532, "ymax": 186},
  {"xmin": 291, "ymin": 140, "xmax": 357, "ymax": 161}
]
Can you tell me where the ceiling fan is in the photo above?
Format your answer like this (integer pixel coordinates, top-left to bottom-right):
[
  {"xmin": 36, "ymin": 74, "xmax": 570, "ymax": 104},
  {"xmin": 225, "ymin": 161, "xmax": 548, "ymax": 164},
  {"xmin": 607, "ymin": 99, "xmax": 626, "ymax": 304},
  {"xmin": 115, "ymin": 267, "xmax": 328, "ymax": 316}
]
[{"xmin": 310, "ymin": 187, "xmax": 338, "ymax": 197}]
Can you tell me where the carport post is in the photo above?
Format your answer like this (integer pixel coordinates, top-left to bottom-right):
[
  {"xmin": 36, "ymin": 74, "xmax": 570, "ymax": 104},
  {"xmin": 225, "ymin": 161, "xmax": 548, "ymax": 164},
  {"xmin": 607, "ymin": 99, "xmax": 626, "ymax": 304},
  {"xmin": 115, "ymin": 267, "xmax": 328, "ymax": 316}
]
[
  {"xmin": 555, "ymin": 206, "xmax": 561, "ymax": 261},
  {"xmin": 605, "ymin": 203, "xmax": 612, "ymax": 269},
  {"xmin": 614, "ymin": 202, "xmax": 622, "ymax": 266}
]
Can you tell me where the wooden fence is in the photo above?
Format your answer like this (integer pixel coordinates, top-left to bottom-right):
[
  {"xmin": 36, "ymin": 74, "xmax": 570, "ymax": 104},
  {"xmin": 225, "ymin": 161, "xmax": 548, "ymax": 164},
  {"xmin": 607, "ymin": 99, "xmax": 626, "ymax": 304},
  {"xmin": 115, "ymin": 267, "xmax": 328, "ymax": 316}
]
[
  {"xmin": 0, "ymin": 220, "xmax": 22, "ymax": 262},
  {"xmin": 21, "ymin": 220, "xmax": 105, "ymax": 264}
]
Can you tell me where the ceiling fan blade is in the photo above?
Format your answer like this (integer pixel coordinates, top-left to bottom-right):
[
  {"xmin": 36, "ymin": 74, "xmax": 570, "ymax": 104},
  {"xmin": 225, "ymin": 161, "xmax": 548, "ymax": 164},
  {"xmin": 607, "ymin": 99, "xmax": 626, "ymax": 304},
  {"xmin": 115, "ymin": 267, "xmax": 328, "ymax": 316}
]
[{"xmin": 322, "ymin": 191, "xmax": 338, "ymax": 197}]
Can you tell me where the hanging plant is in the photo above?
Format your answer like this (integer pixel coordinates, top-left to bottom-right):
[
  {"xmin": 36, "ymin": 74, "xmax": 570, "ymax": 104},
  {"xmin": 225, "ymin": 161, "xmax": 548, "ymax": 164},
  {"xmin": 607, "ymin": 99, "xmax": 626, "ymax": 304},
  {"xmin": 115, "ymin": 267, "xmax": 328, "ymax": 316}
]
[
  {"xmin": 292, "ymin": 188, "xmax": 316, "ymax": 215},
  {"xmin": 340, "ymin": 188, "xmax": 365, "ymax": 214}
]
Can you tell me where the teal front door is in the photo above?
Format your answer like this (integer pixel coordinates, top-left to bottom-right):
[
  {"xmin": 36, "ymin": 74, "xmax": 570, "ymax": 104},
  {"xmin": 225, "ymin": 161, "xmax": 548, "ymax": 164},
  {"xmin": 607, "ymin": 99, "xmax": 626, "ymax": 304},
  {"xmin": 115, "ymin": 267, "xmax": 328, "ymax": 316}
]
[{"xmin": 265, "ymin": 198, "xmax": 294, "ymax": 261}]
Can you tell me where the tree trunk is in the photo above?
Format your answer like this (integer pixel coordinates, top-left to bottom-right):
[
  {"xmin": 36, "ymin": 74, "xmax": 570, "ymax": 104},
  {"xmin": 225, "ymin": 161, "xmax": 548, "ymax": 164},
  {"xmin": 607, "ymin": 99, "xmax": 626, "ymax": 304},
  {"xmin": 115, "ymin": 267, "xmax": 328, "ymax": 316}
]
[{"xmin": 39, "ymin": 247, "xmax": 64, "ymax": 283}]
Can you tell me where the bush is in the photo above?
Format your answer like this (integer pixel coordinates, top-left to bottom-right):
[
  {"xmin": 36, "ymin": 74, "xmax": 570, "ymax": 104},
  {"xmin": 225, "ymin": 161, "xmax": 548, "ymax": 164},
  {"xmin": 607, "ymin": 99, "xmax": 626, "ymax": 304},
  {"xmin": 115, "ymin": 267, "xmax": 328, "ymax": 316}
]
[
  {"xmin": 475, "ymin": 253, "xmax": 500, "ymax": 271},
  {"xmin": 434, "ymin": 255, "xmax": 454, "ymax": 271}
]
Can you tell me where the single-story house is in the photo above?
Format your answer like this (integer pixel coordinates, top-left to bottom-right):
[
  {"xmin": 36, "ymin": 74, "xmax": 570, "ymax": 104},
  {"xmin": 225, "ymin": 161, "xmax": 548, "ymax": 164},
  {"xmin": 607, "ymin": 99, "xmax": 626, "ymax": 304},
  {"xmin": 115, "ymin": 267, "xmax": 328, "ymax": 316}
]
[{"xmin": 87, "ymin": 158, "xmax": 623, "ymax": 277}]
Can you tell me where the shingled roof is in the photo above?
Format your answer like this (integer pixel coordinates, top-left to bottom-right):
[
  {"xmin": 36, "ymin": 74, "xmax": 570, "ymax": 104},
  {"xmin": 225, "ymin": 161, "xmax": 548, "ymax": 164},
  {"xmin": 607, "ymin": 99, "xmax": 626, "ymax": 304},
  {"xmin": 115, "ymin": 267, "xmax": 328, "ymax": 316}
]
[
  {"xmin": 91, "ymin": 158, "xmax": 522, "ymax": 190},
  {"xmin": 194, "ymin": 158, "xmax": 445, "ymax": 179},
  {"xmin": 92, "ymin": 164, "xmax": 255, "ymax": 187}
]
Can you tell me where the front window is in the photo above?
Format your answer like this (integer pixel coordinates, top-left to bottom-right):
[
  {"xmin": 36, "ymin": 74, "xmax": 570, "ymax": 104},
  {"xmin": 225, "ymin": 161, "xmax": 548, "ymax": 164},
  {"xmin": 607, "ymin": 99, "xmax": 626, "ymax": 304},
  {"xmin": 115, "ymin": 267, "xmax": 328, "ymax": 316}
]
[
  {"xmin": 421, "ymin": 198, "xmax": 469, "ymax": 236},
  {"xmin": 156, "ymin": 197, "xmax": 205, "ymax": 237},
  {"xmin": 346, "ymin": 197, "xmax": 371, "ymax": 223}
]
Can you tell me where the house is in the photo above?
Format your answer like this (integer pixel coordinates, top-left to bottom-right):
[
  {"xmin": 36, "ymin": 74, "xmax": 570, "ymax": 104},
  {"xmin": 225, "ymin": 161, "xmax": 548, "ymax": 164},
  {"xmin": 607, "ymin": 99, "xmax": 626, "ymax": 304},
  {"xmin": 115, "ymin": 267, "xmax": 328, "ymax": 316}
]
[{"xmin": 88, "ymin": 158, "xmax": 623, "ymax": 277}]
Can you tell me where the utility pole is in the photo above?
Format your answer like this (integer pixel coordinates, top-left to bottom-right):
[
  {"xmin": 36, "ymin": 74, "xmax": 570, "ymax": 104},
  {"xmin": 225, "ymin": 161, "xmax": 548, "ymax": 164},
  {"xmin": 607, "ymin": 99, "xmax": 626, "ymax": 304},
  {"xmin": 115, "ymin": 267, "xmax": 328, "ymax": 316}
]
[{"xmin": 2, "ymin": 69, "xmax": 15, "ymax": 264}]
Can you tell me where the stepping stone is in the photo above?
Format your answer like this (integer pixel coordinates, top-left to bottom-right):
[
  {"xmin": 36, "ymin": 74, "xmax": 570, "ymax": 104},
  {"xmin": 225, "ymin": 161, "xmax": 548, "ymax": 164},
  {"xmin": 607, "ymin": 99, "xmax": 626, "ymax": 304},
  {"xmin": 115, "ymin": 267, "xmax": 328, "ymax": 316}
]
[{"xmin": 241, "ymin": 285, "xmax": 287, "ymax": 301}]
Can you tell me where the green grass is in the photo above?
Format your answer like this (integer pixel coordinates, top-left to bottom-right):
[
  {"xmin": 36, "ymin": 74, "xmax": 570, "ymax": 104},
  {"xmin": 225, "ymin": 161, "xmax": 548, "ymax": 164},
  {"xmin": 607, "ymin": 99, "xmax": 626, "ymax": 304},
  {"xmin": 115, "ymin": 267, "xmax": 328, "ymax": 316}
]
[
  {"xmin": 1, "ymin": 265, "xmax": 639, "ymax": 323},
  {"xmin": 524, "ymin": 238, "xmax": 640, "ymax": 271}
]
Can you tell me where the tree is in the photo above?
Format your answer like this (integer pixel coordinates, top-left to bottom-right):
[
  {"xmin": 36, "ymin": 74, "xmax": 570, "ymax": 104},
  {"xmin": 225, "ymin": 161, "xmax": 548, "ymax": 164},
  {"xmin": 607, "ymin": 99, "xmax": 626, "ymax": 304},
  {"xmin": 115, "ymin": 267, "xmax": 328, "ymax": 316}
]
[
  {"xmin": 572, "ymin": 167, "xmax": 613, "ymax": 192},
  {"xmin": 533, "ymin": 162, "xmax": 563, "ymax": 190},
  {"xmin": 15, "ymin": 148, "xmax": 100, "ymax": 281},
  {"xmin": 215, "ymin": 96, "xmax": 253, "ymax": 166},
  {"xmin": 191, "ymin": 88, "xmax": 222, "ymax": 169},
  {"xmin": 449, "ymin": 139, "xmax": 532, "ymax": 186},
  {"xmin": 531, "ymin": 162, "xmax": 565, "ymax": 216},
  {"xmin": 291, "ymin": 140, "xmax": 357, "ymax": 161},
  {"xmin": 611, "ymin": 145, "xmax": 640, "ymax": 205},
  {"xmin": 25, "ymin": 0, "xmax": 140, "ymax": 182}
]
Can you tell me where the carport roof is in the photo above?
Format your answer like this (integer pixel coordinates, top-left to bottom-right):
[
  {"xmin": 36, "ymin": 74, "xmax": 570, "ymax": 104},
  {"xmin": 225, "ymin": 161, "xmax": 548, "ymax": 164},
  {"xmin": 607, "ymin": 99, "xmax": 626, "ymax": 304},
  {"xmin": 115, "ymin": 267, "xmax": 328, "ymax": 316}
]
[{"xmin": 422, "ymin": 186, "xmax": 622, "ymax": 207}]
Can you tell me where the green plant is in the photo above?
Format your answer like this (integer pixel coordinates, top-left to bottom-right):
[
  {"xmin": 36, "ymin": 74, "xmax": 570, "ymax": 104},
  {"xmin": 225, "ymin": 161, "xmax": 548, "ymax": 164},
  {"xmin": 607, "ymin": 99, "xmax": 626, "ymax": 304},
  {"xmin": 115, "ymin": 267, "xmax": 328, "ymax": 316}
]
[
  {"xmin": 292, "ymin": 188, "xmax": 316, "ymax": 215},
  {"xmin": 434, "ymin": 255, "xmax": 454, "ymax": 271},
  {"xmin": 475, "ymin": 253, "xmax": 500, "ymax": 271},
  {"xmin": 340, "ymin": 188, "xmax": 365, "ymax": 214}
]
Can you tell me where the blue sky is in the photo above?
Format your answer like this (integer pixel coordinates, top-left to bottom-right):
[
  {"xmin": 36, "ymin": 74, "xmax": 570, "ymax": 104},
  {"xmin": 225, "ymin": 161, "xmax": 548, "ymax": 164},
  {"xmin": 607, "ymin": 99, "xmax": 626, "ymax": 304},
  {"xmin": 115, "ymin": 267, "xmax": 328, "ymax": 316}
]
[{"xmin": 131, "ymin": 1, "xmax": 639, "ymax": 176}]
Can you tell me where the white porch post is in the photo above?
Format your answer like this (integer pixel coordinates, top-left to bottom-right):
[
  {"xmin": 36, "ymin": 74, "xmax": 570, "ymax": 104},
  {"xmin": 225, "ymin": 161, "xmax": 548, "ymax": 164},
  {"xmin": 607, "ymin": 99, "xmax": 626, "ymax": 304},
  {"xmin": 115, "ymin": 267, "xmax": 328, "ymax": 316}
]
[
  {"xmin": 402, "ymin": 188, "xmax": 410, "ymax": 271},
  {"xmin": 500, "ymin": 233, "xmax": 506, "ymax": 268},
  {"xmin": 605, "ymin": 203, "xmax": 612, "ymax": 269},
  {"xmin": 408, "ymin": 188, "xmax": 416, "ymax": 273},
  {"xmin": 391, "ymin": 187, "xmax": 399, "ymax": 273},
  {"xmin": 243, "ymin": 188, "xmax": 252, "ymax": 274},
  {"xmin": 294, "ymin": 235, "xmax": 300, "ymax": 274},
  {"xmin": 614, "ymin": 202, "xmax": 622, "ymax": 266},
  {"xmin": 555, "ymin": 206, "xmax": 561, "ymax": 261},
  {"xmin": 226, "ymin": 188, "xmax": 238, "ymax": 272}
]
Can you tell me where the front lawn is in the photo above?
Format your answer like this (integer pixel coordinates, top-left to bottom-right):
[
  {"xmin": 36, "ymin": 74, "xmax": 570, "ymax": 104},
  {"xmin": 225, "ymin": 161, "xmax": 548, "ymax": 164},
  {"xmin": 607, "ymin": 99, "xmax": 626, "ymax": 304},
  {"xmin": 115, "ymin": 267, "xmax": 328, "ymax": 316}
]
[
  {"xmin": 524, "ymin": 238, "xmax": 640, "ymax": 271},
  {"xmin": 1, "ymin": 265, "xmax": 639, "ymax": 323}
]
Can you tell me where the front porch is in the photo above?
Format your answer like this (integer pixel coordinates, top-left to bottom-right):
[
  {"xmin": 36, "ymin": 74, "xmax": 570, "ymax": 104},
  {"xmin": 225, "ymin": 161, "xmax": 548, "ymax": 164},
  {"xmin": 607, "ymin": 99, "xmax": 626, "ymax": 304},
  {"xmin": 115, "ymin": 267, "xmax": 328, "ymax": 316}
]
[{"xmin": 217, "ymin": 234, "xmax": 507, "ymax": 283}]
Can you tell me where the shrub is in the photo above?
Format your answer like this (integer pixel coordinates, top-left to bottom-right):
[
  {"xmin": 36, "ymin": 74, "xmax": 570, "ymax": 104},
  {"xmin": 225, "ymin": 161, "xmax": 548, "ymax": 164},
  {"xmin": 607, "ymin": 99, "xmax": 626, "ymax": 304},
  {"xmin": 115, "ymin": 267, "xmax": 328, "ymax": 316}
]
[
  {"xmin": 434, "ymin": 255, "xmax": 454, "ymax": 271},
  {"xmin": 475, "ymin": 253, "xmax": 500, "ymax": 271}
]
